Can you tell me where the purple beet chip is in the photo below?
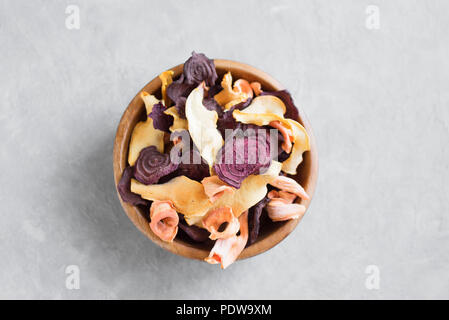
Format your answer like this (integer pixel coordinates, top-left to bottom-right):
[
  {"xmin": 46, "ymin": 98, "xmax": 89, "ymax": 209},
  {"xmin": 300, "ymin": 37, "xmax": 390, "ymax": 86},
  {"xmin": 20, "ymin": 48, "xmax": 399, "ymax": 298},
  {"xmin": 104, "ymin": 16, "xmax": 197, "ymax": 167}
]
[
  {"xmin": 183, "ymin": 51, "xmax": 218, "ymax": 87},
  {"xmin": 213, "ymin": 127, "xmax": 272, "ymax": 189},
  {"xmin": 117, "ymin": 166, "xmax": 148, "ymax": 206},
  {"xmin": 178, "ymin": 214, "xmax": 210, "ymax": 242},
  {"xmin": 134, "ymin": 146, "xmax": 179, "ymax": 185},
  {"xmin": 247, "ymin": 196, "xmax": 270, "ymax": 246},
  {"xmin": 149, "ymin": 102, "xmax": 173, "ymax": 133}
]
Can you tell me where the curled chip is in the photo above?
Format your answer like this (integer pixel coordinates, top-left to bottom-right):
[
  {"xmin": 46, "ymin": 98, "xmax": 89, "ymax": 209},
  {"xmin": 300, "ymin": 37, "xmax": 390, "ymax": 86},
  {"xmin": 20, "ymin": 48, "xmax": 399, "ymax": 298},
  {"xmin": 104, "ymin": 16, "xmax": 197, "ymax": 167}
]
[
  {"xmin": 185, "ymin": 83, "xmax": 224, "ymax": 167},
  {"xmin": 261, "ymin": 90, "xmax": 299, "ymax": 120},
  {"xmin": 201, "ymin": 176, "xmax": 235, "ymax": 203},
  {"xmin": 149, "ymin": 200, "xmax": 179, "ymax": 242},
  {"xmin": 266, "ymin": 190, "xmax": 306, "ymax": 222},
  {"xmin": 205, "ymin": 211, "xmax": 249, "ymax": 269},
  {"xmin": 202, "ymin": 207, "xmax": 240, "ymax": 240},
  {"xmin": 269, "ymin": 176, "xmax": 309, "ymax": 200},
  {"xmin": 128, "ymin": 92, "xmax": 165, "ymax": 166},
  {"xmin": 269, "ymin": 120, "xmax": 293, "ymax": 153},
  {"xmin": 214, "ymin": 72, "xmax": 252, "ymax": 109},
  {"xmin": 281, "ymin": 120, "xmax": 310, "ymax": 175}
]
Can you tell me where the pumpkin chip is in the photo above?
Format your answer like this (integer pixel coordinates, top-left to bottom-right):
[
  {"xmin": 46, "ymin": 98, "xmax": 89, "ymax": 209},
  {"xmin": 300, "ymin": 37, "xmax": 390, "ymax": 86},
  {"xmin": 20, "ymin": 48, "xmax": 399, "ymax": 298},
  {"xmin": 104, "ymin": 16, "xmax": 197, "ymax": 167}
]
[{"xmin": 128, "ymin": 92, "xmax": 165, "ymax": 165}]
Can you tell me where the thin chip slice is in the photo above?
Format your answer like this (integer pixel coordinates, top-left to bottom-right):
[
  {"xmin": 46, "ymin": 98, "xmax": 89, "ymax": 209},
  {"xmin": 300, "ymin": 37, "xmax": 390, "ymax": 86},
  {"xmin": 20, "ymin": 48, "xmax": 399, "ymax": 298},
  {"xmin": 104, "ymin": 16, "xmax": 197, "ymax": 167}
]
[
  {"xmin": 159, "ymin": 70, "xmax": 174, "ymax": 106},
  {"xmin": 130, "ymin": 176, "xmax": 212, "ymax": 219},
  {"xmin": 281, "ymin": 120, "xmax": 310, "ymax": 175},
  {"xmin": 202, "ymin": 206, "xmax": 240, "ymax": 240},
  {"xmin": 205, "ymin": 211, "xmax": 249, "ymax": 269},
  {"xmin": 237, "ymin": 95, "xmax": 286, "ymax": 116},
  {"xmin": 201, "ymin": 176, "xmax": 235, "ymax": 203},
  {"xmin": 149, "ymin": 200, "xmax": 179, "ymax": 242},
  {"xmin": 128, "ymin": 92, "xmax": 165, "ymax": 165},
  {"xmin": 185, "ymin": 83, "xmax": 224, "ymax": 166},
  {"xmin": 266, "ymin": 200, "xmax": 306, "ymax": 222},
  {"xmin": 164, "ymin": 106, "xmax": 188, "ymax": 132},
  {"xmin": 214, "ymin": 72, "xmax": 251, "ymax": 109}
]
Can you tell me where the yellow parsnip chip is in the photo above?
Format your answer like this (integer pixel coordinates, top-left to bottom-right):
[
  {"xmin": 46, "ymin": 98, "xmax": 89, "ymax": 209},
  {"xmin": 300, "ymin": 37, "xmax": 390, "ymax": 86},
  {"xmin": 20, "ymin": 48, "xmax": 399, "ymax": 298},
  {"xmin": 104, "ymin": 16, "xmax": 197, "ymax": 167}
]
[
  {"xmin": 159, "ymin": 70, "xmax": 174, "ymax": 106},
  {"xmin": 131, "ymin": 176, "xmax": 212, "ymax": 219},
  {"xmin": 185, "ymin": 84, "xmax": 223, "ymax": 167},
  {"xmin": 281, "ymin": 120, "xmax": 310, "ymax": 175},
  {"xmin": 238, "ymin": 95, "xmax": 286, "ymax": 116},
  {"xmin": 128, "ymin": 92, "xmax": 165, "ymax": 166},
  {"xmin": 232, "ymin": 110, "xmax": 291, "ymax": 128},
  {"xmin": 164, "ymin": 106, "xmax": 188, "ymax": 132}
]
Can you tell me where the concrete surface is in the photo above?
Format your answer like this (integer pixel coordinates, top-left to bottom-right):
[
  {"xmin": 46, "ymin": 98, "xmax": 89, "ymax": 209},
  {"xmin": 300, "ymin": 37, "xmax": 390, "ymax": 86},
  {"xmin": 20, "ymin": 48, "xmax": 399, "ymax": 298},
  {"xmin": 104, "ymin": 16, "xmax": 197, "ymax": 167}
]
[{"xmin": 0, "ymin": 0, "xmax": 448, "ymax": 299}]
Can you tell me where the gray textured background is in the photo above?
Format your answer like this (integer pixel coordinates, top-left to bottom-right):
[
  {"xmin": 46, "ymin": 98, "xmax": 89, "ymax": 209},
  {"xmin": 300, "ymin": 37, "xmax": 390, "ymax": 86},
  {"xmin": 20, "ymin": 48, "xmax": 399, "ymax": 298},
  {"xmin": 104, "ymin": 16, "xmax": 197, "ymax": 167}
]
[{"xmin": 1, "ymin": 0, "xmax": 448, "ymax": 299}]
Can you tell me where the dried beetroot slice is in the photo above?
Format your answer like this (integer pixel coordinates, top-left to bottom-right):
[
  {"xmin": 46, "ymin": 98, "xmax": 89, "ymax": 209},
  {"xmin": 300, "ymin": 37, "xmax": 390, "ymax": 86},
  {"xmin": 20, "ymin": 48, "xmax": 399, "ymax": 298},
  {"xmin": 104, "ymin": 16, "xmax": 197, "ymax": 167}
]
[
  {"xmin": 247, "ymin": 196, "xmax": 270, "ymax": 246},
  {"xmin": 217, "ymin": 97, "xmax": 252, "ymax": 136},
  {"xmin": 117, "ymin": 166, "xmax": 148, "ymax": 206},
  {"xmin": 261, "ymin": 90, "xmax": 299, "ymax": 120},
  {"xmin": 166, "ymin": 82, "xmax": 195, "ymax": 104},
  {"xmin": 175, "ymin": 146, "xmax": 210, "ymax": 182},
  {"xmin": 178, "ymin": 214, "xmax": 210, "ymax": 242},
  {"xmin": 183, "ymin": 52, "xmax": 218, "ymax": 87},
  {"xmin": 134, "ymin": 146, "xmax": 179, "ymax": 185},
  {"xmin": 203, "ymin": 97, "xmax": 223, "ymax": 117},
  {"xmin": 213, "ymin": 128, "xmax": 271, "ymax": 188},
  {"xmin": 149, "ymin": 102, "xmax": 173, "ymax": 133},
  {"xmin": 166, "ymin": 82, "xmax": 194, "ymax": 119}
]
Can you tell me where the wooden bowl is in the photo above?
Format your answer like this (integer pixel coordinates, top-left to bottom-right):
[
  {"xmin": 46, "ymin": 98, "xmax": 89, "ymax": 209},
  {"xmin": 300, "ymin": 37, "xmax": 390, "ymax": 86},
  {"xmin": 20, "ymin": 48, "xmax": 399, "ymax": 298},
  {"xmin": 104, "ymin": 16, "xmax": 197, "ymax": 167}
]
[{"xmin": 113, "ymin": 59, "xmax": 318, "ymax": 261}]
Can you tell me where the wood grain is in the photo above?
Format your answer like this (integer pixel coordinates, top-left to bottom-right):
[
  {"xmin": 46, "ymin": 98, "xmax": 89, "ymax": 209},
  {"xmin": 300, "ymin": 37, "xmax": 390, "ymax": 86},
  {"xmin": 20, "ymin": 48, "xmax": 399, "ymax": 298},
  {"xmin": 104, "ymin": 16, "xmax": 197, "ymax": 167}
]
[{"xmin": 113, "ymin": 59, "xmax": 318, "ymax": 261}]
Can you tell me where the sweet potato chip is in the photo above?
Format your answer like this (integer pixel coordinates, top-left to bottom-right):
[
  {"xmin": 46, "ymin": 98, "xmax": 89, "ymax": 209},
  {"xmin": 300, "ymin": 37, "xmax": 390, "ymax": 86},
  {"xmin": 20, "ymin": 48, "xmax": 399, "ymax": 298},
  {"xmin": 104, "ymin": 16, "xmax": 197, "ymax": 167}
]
[
  {"xmin": 205, "ymin": 211, "xmax": 249, "ymax": 269},
  {"xmin": 269, "ymin": 176, "xmax": 309, "ymax": 200},
  {"xmin": 202, "ymin": 206, "xmax": 240, "ymax": 240},
  {"xmin": 266, "ymin": 200, "xmax": 306, "ymax": 222},
  {"xmin": 201, "ymin": 176, "xmax": 235, "ymax": 202},
  {"xmin": 149, "ymin": 200, "xmax": 179, "ymax": 242},
  {"xmin": 185, "ymin": 84, "xmax": 224, "ymax": 166},
  {"xmin": 128, "ymin": 92, "xmax": 165, "ymax": 165}
]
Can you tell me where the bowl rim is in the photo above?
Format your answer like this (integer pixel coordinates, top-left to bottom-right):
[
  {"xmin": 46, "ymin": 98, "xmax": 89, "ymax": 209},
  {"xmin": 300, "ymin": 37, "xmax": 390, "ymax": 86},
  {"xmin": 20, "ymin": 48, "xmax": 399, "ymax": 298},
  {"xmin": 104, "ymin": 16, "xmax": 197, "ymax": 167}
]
[{"xmin": 113, "ymin": 59, "xmax": 318, "ymax": 261}]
